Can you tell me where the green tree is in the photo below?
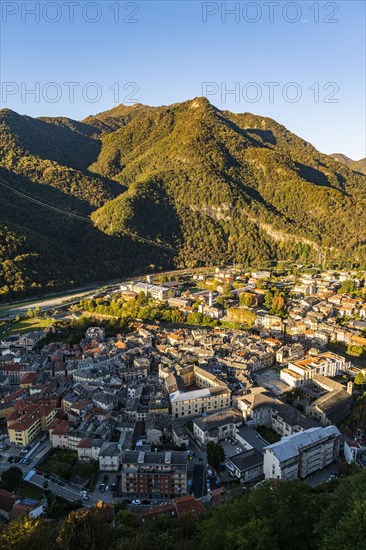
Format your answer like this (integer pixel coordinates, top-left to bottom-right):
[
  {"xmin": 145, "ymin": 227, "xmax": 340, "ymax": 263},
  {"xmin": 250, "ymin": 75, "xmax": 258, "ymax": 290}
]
[
  {"xmin": 240, "ymin": 293, "xmax": 253, "ymax": 307},
  {"xmin": 264, "ymin": 290, "xmax": 273, "ymax": 309},
  {"xmin": 1, "ymin": 466, "xmax": 22, "ymax": 491},
  {"xmin": 207, "ymin": 441, "xmax": 225, "ymax": 470},
  {"xmin": 56, "ymin": 502, "xmax": 114, "ymax": 550},
  {"xmin": 354, "ymin": 372, "xmax": 365, "ymax": 386},
  {"xmin": 321, "ymin": 499, "xmax": 366, "ymax": 550},
  {"xmin": 0, "ymin": 517, "xmax": 57, "ymax": 550}
]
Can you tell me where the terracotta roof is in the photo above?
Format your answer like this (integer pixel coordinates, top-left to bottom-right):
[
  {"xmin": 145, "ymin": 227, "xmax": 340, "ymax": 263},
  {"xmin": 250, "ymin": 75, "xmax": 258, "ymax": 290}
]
[
  {"xmin": 0, "ymin": 489, "xmax": 20, "ymax": 513},
  {"xmin": 174, "ymin": 495, "xmax": 204, "ymax": 517}
]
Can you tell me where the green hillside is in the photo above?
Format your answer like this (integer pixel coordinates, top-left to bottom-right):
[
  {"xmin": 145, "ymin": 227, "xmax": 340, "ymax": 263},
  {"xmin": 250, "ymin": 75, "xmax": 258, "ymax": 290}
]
[
  {"xmin": 0, "ymin": 98, "xmax": 365, "ymax": 300},
  {"xmin": 331, "ymin": 153, "xmax": 366, "ymax": 175}
]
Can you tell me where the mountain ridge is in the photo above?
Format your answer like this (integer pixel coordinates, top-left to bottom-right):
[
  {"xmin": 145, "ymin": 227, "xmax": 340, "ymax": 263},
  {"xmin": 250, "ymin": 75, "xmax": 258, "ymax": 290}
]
[{"xmin": 0, "ymin": 98, "xmax": 365, "ymax": 300}]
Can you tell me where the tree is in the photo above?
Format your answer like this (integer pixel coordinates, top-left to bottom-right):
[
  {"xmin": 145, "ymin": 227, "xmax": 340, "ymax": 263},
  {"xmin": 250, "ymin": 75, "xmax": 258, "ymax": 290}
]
[
  {"xmin": 320, "ymin": 499, "xmax": 366, "ymax": 550},
  {"xmin": 0, "ymin": 517, "xmax": 57, "ymax": 549},
  {"xmin": 207, "ymin": 441, "xmax": 225, "ymax": 470},
  {"xmin": 34, "ymin": 306, "xmax": 42, "ymax": 317},
  {"xmin": 1, "ymin": 466, "xmax": 22, "ymax": 491},
  {"xmin": 354, "ymin": 372, "xmax": 365, "ymax": 386},
  {"xmin": 56, "ymin": 502, "xmax": 114, "ymax": 550},
  {"xmin": 239, "ymin": 293, "xmax": 253, "ymax": 307},
  {"xmin": 222, "ymin": 284, "xmax": 232, "ymax": 298},
  {"xmin": 264, "ymin": 290, "xmax": 273, "ymax": 309},
  {"xmin": 338, "ymin": 280, "xmax": 356, "ymax": 295}
]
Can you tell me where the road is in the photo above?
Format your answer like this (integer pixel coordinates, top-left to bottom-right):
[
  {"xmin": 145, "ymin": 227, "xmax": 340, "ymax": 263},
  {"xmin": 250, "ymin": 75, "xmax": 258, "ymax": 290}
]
[{"xmin": 0, "ymin": 267, "xmax": 217, "ymax": 320}]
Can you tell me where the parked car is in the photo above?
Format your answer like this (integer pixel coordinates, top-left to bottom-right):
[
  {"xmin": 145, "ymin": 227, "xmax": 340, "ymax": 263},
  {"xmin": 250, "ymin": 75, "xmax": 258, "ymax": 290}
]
[
  {"xmin": 132, "ymin": 499, "xmax": 141, "ymax": 505},
  {"xmin": 7, "ymin": 456, "xmax": 13, "ymax": 463},
  {"xmin": 105, "ymin": 484, "xmax": 110, "ymax": 492},
  {"xmin": 0, "ymin": 454, "xmax": 3, "ymax": 460},
  {"xmin": 36, "ymin": 470, "xmax": 42, "ymax": 475},
  {"xmin": 58, "ymin": 481, "xmax": 65, "ymax": 486},
  {"xmin": 22, "ymin": 458, "xmax": 31, "ymax": 465},
  {"xmin": 99, "ymin": 483, "xmax": 105, "ymax": 492}
]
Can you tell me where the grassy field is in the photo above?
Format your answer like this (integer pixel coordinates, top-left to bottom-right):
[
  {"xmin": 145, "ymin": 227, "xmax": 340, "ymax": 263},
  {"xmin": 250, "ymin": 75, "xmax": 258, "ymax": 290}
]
[
  {"xmin": 40, "ymin": 449, "xmax": 99, "ymax": 490},
  {"xmin": 19, "ymin": 481, "xmax": 43, "ymax": 500},
  {"xmin": 2, "ymin": 317, "xmax": 55, "ymax": 337}
]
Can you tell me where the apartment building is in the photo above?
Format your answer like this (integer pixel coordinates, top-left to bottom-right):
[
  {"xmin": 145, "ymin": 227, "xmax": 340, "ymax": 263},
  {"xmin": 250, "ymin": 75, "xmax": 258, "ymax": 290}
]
[
  {"xmin": 280, "ymin": 352, "xmax": 350, "ymax": 388},
  {"xmin": 170, "ymin": 386, "xmax": 231, "ymax": 418},
  {"xmin": 193, "ymin": 409, "xmax": 242, "ymax": 446},
  {"xmin": 169, "ymin": 365, "xmax": 231, "ymax": 418},
  {"xmin": 7, "ymin": 405, "xmax": 57, "ymax": 446},
  {"xmin": 263, "ymin": 426, "xmax": 340, "ymax": 480},
  {"xmin": 121, "ymin": 451, "xmax": 187, "ymax": 499}
]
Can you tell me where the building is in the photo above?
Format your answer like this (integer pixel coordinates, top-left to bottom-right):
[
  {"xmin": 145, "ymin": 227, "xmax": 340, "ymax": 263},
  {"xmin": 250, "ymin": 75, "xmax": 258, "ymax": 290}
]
[
  {"xmin": 193, "ymin": 409, "xmax": 242, "ymax": 447},
  {"xmin": 344, "ymin": 437, "xmax": 366, "ymax": 464},
  {"xmin": 306, "ymin": 375, "xmax": 353, "ymax": 426},
  {"xmin": 77, "ymin": 438, "xmax": 103, "ymax": 462},
  {"xmin": 263, "ymin": 426, "xmax": 341, "ymax": 480},
  {"xmin": 170, "ymin": 386, "xmax": 231, "ymax": 418},
  {"xmin": 0, "ymin": 489, "xmax": 21, "ymax": 520},
  {"xmin": 7, "ymin": 405, "xmax": 57, "ymax": 446},
  {"xmin": 236, "ymin": 388, "xmax": 276, "ymax": 426},
  {"xmin": 131, "ymin": 282, "xmax": 169, "ymax": 301},
  {"xmin": 280, "ymin": 352, "xmax": 350, "ymax": 389},
  {"xmin": 121, "ymin": 451, "xmax": 187, "ymax": 499},
  {"xmin": 225, "ymin": 449, "xmax": 264, "ymax": 482},
  {"xmin": 168, "ymin": 365, "xmax": 231, "ymax": 418},
  {"xmin": 49, "ymin": 418, "xmax": 70, "ymax": 449},
  {"xmin": 98, "ymin": 443, "xmax": 121, "ymax": 471},
  {"xmin": 271, "ymin": 403, "xmax": 320, "ymax": 437}
]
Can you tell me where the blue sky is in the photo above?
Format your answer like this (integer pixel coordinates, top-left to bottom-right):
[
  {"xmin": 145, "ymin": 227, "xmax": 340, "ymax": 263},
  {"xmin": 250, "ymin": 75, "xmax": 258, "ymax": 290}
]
[{"xmin": 1, "ymin": 0, "xmax": 365, "ymax": 158}]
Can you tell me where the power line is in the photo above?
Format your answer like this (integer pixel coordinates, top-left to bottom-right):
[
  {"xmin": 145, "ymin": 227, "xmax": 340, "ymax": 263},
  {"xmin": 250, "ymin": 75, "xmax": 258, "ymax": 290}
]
[
  {"xmin": 0, "ymin": 178, "xmax": 178, "ymax": 254},
  {"xmin": 0, "ymin": 178, "xmax": 90, "ymax": 222}
]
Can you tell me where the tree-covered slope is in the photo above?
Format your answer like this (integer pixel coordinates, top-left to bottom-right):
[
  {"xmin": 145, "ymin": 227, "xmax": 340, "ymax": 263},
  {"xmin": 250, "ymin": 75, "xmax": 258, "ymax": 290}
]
[
  {"xmin": 0, "ymin": 98, "xmax": 365, "ymax": 299},
  {"xmin": 331, "ymin": 153, "xmax": 366, "ymax": 175},
  {"xmin": 89, "ymin": 98, "xmax": 366, "ymax": 268}
]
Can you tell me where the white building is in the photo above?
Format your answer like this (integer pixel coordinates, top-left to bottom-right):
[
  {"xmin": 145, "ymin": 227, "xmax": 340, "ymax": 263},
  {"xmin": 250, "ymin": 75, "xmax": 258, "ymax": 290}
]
[
  {"xmin": 280, "ymin": 352, "xmax": 350, "ymax": 389},
  {"xmin": 263, "ymin": 426, "xmax": 340, "ymax": 480},
  {"xmin": 131, "ymin": 282, "xmax": 169, "ymax": 301},
  {"xmin": 344, "ymin": 438, "xmax": 366, "ymax": 464}
]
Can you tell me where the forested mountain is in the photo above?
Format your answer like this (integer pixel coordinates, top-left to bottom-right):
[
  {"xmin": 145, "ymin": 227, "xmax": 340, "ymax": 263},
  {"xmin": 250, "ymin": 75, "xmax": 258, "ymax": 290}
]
[
  {"xmin": 1, "ymin": 98, "xmax": 365, "ymax": 300},
  {"xmin": 331, "ymin": 153, "xmax": 366, "ymax": 175}
]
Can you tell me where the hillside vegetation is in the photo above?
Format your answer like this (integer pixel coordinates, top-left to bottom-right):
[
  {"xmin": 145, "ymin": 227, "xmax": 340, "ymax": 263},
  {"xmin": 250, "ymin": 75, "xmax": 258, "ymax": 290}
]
[
  {"xmin": 1, "ymin": 98, "xmax": 365, "ymax": 300},
  {"xmin": 331, "ymin": 153, "xmax": 366, "ymax": 175},
  {"xmin": 1, "ymin": 469, "xmax": 366, "ymax": 549}
]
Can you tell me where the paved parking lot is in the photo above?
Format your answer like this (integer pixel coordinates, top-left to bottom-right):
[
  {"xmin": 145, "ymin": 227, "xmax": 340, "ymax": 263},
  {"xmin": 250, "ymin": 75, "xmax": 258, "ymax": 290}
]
[
  {"xmin": 221, "ymin": 438, "xmax": 244, "ymax": 459},
  {"xmin": 306, "ymin": 462, "xmax": 340, "ymax": 487}
]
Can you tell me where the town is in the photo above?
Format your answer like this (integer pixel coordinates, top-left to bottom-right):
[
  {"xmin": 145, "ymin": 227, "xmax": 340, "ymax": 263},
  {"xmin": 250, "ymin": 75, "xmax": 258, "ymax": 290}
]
[{"xmin": 0, "ymin": 265, "xmax": 366, "ymax": 524}]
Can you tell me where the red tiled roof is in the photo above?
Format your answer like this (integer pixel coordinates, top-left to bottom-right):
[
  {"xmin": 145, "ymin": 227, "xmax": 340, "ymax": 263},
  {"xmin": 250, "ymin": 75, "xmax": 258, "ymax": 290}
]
[
  {"xmin": 0, "ymin": 489, "xmax": 20, "ymax": 513},
  {"xmin": 174, "ymin": 495, "xmax": 205, "ymax": 517}
]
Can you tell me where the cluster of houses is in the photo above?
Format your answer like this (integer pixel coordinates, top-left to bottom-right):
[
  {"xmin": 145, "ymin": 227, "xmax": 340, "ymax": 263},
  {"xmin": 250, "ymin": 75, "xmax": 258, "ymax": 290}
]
[{"xmin": 0, "ymin": 267, "xmax": 365, "ymax": 505}]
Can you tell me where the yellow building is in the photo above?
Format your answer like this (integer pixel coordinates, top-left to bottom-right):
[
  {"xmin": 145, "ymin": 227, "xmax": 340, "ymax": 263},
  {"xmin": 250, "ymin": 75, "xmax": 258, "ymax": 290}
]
[{"xmin": 7, "ymin": 406, "xmax": 57, "ymax": 446}]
